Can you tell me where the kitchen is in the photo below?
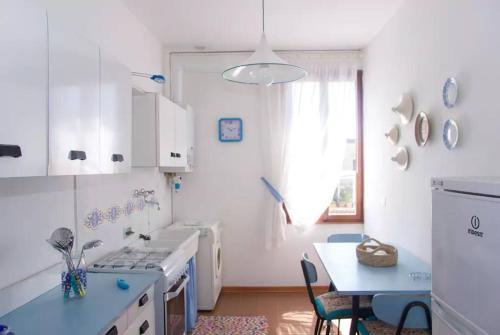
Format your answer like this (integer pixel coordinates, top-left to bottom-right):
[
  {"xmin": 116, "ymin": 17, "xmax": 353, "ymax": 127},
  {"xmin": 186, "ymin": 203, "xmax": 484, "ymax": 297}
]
[{"xmin": 0, "ymin": 0, "xmax": 499, "ymax": 334}]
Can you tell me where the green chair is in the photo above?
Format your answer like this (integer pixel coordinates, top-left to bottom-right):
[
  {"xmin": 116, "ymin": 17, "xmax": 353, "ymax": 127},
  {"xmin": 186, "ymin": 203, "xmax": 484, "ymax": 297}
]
[
  {"xmin": 301, "ymin": 253, "xmax": 372, "ymax": 335},
  {"xmin": 357, "ymin": 294, "xmax": 432, "ymax": 335}
]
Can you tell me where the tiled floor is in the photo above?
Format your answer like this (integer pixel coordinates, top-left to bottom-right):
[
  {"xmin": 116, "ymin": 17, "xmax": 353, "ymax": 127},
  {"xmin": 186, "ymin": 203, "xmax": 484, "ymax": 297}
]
[{"xmin": 198, "ymin": 291, "xmax": 352, "ymax": 335}]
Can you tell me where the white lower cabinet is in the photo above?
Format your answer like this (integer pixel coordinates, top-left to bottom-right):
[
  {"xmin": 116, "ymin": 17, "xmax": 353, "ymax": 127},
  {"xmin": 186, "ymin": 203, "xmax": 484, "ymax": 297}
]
[
  {"xmin": 102, "ymin": 285, "xmax": 156, "ymax": 335},
  {"xmin": 48, "ymin": 22, "xmax": 101, "ymax": 176},
  {"xmin": 0, "ymin": 0, "xmax": 48, "ymax": 177}
]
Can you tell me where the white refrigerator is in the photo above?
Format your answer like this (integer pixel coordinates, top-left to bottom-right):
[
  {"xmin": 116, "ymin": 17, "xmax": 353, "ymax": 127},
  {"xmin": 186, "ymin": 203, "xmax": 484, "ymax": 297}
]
[{"xmin": 432, "ymin": 177, "xmax": 499, "ymax": 335}]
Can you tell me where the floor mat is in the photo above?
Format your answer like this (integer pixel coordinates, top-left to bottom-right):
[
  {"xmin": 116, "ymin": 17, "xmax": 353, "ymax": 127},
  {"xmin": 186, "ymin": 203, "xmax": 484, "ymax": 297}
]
[{"xmin": 192, "ymin": 315, "xmax": 269, "ymax": 335}]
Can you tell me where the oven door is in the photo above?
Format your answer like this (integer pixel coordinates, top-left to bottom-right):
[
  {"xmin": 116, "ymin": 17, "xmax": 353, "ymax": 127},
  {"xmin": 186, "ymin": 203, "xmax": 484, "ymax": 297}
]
[{"xmin": 165, "ymin": 275, "xmax": 188, "ymax": 335}]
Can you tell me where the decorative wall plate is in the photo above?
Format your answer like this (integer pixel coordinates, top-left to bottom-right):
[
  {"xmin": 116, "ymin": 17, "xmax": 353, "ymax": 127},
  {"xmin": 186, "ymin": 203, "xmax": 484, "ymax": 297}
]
[
  {"xmin": 391, "ymin": 147, "xmax": 409, "ymax": 171},
  {"xmin": 443, "ymin": 119, "xmax": 459, "ymax": 150},
  {"xmin": 415, "ymin": 112, "xmax": 430, "ymax": 146},
  {"xmin": 443, "ymin": 77, "xmax": 458, "ymax": 108},
  {"xmin": 385, "ymin": 125, "xmax": 400, "ymax": 145},
  {"xmin": 392, "ymin": 93, "xmax": 413, "ymax": 124}
]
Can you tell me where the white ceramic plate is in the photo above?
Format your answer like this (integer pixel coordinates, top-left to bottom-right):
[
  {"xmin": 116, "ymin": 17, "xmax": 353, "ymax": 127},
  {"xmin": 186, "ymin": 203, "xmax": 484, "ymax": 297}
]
[
  {"xmin": 415, "ymin": 112, "xmax": 430, "ymax": 146},
  {"xmin": 443, "ymin": 119, "xmax": 459, "ymax": 150},
  {"xmin": 443, "ymin": 77, "xmax": 458, "ymax": 108}
]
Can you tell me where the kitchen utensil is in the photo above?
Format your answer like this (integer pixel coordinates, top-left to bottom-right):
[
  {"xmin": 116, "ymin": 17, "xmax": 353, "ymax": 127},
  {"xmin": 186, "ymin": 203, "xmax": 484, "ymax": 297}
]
[{"xmin": 76, "ymin": 239, "xmax": 103, "ymax": 268}]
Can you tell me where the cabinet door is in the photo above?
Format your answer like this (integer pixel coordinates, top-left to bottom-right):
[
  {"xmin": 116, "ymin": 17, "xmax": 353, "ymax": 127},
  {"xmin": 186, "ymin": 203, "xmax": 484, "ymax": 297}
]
[
  {"xmin": 157, "ymin": 96, "xmax": 176, "ymax": 167},
  {"xmin": 0, "ymin": 1, "xmax": 48, "ymax": 177},
  {"xmin": 132, "ymin": 94, "xmax": 157, "ymax": 167},
  {"xmin": 48, "ymin": 22, "xmax": 100, "ymax": 175},
  {"xmin": 100, "ymin": 50, "xmax": 132, "ymax": 174},
  {"xmin": 174, "ymin": 105, "xmax": 187, "ymax": 167}
]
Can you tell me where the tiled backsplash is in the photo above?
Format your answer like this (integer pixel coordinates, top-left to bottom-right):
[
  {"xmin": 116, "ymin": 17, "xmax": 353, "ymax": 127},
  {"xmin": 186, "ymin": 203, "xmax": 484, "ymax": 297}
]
[{"xmin": 0, "ymin": 168, "xmax": 172, "ymax": 316}]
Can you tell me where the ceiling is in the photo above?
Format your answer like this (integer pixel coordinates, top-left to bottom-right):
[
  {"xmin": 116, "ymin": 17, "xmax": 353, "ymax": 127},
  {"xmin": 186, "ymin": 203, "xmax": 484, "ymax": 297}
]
[{"xmin": 122, "ymin": 0, "xmax": 404, "ymax": 52}]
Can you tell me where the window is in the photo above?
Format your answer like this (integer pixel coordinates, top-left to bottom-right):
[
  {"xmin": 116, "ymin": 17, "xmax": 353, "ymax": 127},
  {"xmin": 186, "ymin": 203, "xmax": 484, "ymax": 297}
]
[
  {"xmin": 321, "ymin": 70, "xmax": 363, "ymax": 223},
  {"xmin": 281, "ymin": 67, "xmax": 363, "ymax": 226}
]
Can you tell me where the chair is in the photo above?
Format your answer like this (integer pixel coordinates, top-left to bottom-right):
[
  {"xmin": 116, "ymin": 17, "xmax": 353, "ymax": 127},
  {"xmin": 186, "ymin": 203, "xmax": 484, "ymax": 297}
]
[
  {"xmin": 357, "ymin": 294, "xmax": 432, "ymax": 335},
  {"xmin": 326, "ymin": 233, "xmax": 369, "ymax": 292},
  {"xmin": 301, "ymin": 253, "xmax": 372, "ymax": 335},
  {"xmin": 326, "ymin": 233, "xmax": 369, "ymax": 243}
]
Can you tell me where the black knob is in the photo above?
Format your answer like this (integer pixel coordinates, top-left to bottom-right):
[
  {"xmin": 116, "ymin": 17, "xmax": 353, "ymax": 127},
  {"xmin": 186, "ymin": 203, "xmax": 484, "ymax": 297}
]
[
  {"xmin": 138, "ymin": 293, "xmax": 149, "ymax": 307},
  {"xmin": 0, "ymin": 144, "xmax": 22, "ymax": 158},
  {"xmin": 111, "ymin": 154, "xmax": 124, "ymax": 162},
  {"xmin": 68, "ymin": 150, "xmax": 87, "ymax": 161},
  {"xmin": 139, "ymin": 320, "xmax": 149, "ymax": 334}
]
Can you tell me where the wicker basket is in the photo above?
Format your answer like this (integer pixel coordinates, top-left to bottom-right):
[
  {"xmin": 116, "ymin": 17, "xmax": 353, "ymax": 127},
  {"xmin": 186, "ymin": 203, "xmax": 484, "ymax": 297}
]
[{"xmin": 356, "ymin": 238, "xmax": 398, "ymax": 267}]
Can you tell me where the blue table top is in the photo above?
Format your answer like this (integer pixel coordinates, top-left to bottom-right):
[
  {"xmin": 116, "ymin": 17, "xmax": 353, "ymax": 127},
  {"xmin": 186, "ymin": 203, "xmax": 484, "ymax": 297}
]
[
  {"xmin": 314, "ymin": 242, "xmax": 431, "ymax": 295},
  {"xmin": 0, "ymin": 272, "xmax": 162, "ymax": 335}
]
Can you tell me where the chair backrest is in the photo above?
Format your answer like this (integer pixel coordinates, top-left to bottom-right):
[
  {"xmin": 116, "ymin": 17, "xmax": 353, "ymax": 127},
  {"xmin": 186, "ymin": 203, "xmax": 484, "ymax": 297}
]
[
  {"xmin": 327, "ymin": 233, "xmax": 369, "ymax": 243},
  {"xmin": 300, "ymin": 253, "xmax": 319, "ymax": 308},
  {"xmin": 372, "ymin": 294, "xmax": 432, "ymax": 330}
]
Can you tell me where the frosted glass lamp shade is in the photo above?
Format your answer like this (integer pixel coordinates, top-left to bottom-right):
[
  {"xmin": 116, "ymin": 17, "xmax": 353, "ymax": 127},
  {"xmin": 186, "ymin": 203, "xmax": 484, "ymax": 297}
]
[{"xmin": 222, "ymin": 34, "xmax": 307, "ymax": 85}]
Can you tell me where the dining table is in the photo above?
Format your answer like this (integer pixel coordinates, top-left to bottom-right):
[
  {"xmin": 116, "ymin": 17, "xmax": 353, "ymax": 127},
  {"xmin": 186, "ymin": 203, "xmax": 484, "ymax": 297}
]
[{"xmin": 313, "ymin": 242, "xmax": 431, "ymax": 335}]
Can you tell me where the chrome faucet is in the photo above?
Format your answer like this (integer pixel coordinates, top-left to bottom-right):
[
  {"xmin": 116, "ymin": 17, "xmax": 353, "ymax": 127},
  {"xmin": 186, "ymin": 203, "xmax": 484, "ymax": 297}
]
[
  {"xmin": 145, "ymin": 198, "xmax": 160, "ymax": 210},
  {"xmin": 134, "ymin": 188, "xmax": 160, "ymax": 210}
]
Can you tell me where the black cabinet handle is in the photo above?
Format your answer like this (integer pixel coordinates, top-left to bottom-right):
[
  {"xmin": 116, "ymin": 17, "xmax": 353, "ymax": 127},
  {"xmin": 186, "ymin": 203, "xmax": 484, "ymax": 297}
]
[
  {"xmin": 105, "ymin": 325, "xmax": 118, "ymax": 335},
  {"xmin": 0, "ymin": 144, "xmax": 22, "ymax": 158},
  {"xmin": 111, "ymin": 154, "xmax": 124, "ymax": 162},
  {"xmin": 138, "ymin": 293, "xmax": 149, "ymax": 307},
  {"xmin": 175, "ymin": 153, "xmax": 181, "ymax": 158},
  {"xmin": 68, "ymin": 150, "xmax": 87, "ymax": 161},
  {"xmin": 170, "ymin": 152, "xmax": 175, "ymax": 158},
  {"xmin": 139, "ymin": 320, "xmax": 149, "ymax": 335}
]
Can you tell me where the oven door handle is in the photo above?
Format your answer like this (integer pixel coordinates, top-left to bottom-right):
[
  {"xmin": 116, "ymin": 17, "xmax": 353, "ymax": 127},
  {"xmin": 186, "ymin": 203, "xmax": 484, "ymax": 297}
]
[{"xmin": 165, "ymin": 275, "xmax": 189, "ymax": 301}]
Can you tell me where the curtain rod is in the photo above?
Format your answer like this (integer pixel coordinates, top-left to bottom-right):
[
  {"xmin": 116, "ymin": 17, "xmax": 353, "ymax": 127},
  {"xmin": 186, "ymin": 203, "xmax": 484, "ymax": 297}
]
[{"xmin": 169, "ymin": 49, "xmax": 362, "ymax": 55}]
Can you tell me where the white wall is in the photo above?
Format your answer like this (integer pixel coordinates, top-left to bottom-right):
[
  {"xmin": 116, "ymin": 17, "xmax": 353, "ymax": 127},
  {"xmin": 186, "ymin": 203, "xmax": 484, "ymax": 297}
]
[
  {"xmin": 364, "ymin": 0, "xmax": 500, "ymax": 263},
  {"xmin": 0, "ymin": 0, "xmax": 168, "ymax": 316},
  {"xmin": 169, "ymin": 53, "xmax": 363, "ymax": 287}
]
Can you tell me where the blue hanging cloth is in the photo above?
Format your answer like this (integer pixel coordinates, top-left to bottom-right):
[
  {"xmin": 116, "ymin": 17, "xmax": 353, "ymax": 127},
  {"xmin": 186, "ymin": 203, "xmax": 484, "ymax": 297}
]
[{"xmin": 186, "ymin": 257, "xmax": 198, "ymax": 331}]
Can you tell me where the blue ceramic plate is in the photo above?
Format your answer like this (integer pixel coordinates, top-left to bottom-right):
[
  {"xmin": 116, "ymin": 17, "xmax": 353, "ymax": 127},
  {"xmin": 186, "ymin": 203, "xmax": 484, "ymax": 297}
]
[
  {"xmin": 443, "ymin": 119, "xmax": 459, "ymax": 150},
  {"xmin": 443, "ymin": 77, "xmax": 458, "ymax": 108}
]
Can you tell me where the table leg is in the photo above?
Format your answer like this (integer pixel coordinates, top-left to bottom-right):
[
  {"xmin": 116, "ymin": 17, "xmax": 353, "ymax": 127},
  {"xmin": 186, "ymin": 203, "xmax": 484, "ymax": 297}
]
[{"xmin": 349, "ymin": 295, "xmax": 359, "ymax": 335}]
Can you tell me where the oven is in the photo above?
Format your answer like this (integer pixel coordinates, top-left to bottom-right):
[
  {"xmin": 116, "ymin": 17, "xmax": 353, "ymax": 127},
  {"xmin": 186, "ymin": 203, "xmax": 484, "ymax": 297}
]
[{"xmin": 165, "ymin": 274, "xmax": 189, "ymax": 335}]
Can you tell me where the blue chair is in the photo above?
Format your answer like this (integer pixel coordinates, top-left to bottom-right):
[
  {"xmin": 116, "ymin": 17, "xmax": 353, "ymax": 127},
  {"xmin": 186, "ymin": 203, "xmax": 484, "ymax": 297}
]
[
  {"xmin": 357, "ymin": 294, "xmax": 432, "ymax": 335},
  {"xmin": 326, "ymin": 233, "xmax": 369, "ymax": 292},
  {"xmin": 327, "ymin": 233, "xmax": 369, "ymax": 243},
  {"xmin": 301, "ymin": 253, "xmax": 372, "ymax": 335}
]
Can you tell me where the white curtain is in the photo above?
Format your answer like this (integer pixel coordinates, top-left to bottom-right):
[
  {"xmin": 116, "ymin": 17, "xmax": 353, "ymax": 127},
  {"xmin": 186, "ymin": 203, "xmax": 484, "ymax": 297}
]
[{"xmin": 260, "ymin": 53, "xmax": 361, "ymax": 248}]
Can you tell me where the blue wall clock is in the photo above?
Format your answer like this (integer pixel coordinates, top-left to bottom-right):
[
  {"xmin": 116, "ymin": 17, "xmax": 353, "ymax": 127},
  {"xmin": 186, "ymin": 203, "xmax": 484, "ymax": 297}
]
[{"xmin": 219, "ymin": 118, "xmax": 243, "ymax": 142}]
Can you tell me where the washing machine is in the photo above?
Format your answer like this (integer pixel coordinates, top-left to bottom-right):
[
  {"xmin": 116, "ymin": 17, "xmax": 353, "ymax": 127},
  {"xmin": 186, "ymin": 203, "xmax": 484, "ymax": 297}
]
[{"xmin": 170, "ymin": 220, "xmax": 222, "ymax": 310}]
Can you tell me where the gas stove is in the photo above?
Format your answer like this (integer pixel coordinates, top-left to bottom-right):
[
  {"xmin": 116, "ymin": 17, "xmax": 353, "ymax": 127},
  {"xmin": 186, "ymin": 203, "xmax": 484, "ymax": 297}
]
[{"xmin": 91, "ymin": 246, "xmax": 173, "ymax": 272}]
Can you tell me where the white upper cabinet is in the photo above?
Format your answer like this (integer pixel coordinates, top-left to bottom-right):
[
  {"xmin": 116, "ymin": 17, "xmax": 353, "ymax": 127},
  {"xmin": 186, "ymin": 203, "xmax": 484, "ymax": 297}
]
[
  {"xmin": 173, "ymin": 105, "xmax": 188, "ymax": 167},
  {"xmin": 0, "ymin": 1, "xmax": 48, "ymax": 177},
  {"xmin": 100, "ymin": 50, "xmax": 132, "ymax": 174},
  {"xmin": 132, "ymin": 93, "xmax": 191, "ymax": 172},
  {"xmin": 48, "ymin": 22, "xmax": 101, "ymax": 176},
  {"xmin": 157, "ymin": 95, "xmax": 177, "ymax": 167}
]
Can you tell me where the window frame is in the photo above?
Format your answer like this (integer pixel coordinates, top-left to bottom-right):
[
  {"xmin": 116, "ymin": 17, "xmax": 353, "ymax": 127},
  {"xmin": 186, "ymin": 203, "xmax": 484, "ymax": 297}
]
[{"xmin": 319, "ymin": 69, "xmax": 364, "ymax": 224}]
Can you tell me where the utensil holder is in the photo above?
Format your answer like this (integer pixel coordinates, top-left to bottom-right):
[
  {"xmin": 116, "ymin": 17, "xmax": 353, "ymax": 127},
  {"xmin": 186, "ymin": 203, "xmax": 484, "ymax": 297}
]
[{"xmin": 61, "ymin": 268, "xmax": 87, "ymax": 299}]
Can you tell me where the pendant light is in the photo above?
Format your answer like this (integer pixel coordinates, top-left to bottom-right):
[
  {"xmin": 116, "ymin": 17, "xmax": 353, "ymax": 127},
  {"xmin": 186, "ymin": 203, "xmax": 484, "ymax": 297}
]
[{"xmin": 222, "ymin": 0, "xmax": 307, "ymax": 86}]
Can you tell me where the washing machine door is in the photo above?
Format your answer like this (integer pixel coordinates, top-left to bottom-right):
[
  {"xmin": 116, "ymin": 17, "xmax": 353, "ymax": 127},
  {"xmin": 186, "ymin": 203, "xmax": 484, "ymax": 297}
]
[{"xmin": 213, "ymin": 242, "xmax": 222, "ymax": 279}]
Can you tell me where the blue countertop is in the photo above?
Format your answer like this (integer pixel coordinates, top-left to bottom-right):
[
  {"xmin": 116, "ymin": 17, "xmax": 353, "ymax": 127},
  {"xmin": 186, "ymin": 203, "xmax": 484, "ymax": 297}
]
[{"xmin": 0, "ymin": 272, "xmax": 162, "ymax": 335}]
